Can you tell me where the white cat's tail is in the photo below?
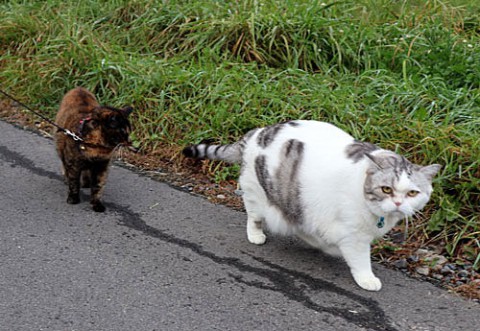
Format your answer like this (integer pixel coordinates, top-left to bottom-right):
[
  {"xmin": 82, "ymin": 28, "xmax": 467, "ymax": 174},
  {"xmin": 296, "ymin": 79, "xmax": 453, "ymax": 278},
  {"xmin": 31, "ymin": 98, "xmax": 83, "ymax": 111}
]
[{"xmin": 182, "ymin": 141, "xmax": 243, "ymax": 164}]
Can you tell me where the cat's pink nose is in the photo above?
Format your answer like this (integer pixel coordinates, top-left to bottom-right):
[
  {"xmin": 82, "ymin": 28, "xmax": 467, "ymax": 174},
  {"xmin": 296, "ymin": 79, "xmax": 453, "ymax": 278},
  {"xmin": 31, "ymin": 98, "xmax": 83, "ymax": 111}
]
[{"xmin": 394, "ymin": 201, "xmax": 402, "ymax": 207}]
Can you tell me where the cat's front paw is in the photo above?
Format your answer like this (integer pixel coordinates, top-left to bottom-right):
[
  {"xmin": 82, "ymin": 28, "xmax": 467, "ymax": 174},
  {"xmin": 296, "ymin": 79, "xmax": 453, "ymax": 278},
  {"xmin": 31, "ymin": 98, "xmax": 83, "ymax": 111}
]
[
  {"xmin": 248, "ymin": 233, "xmax": 267, "ymax": 245},
  {"xmin": 92, "ymin": 202, "xmax": 106, "ymax": 213},
  {"xmin": 353, "ymin": 274, "xmax": 382, "ymax": 291},
  {"xmin": 67, "ymin": 194, "xmax": 80, "ymax": 204}
]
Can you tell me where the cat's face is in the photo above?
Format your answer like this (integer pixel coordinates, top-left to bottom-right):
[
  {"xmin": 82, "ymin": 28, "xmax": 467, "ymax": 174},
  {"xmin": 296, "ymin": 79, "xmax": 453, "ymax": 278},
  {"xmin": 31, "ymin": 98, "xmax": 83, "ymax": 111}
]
[
  {"xmin": 80, "ymin": 106, "xmax": 133, "ymax": 148},
  {"xmin": 364, "ymin": 151, "xmax": 441, "ymax": 218}
]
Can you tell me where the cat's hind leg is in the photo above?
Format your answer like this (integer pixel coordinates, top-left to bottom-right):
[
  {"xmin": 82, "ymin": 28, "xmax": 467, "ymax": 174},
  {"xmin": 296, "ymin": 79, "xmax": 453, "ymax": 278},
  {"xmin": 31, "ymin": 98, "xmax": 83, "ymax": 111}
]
[
  {"xmin": 64, "ymin": 163, "xmax": 81, "ymax": 205},
  {"xmin": 243, "ymin": 198, "xmax": 266, "ymax": 245}
]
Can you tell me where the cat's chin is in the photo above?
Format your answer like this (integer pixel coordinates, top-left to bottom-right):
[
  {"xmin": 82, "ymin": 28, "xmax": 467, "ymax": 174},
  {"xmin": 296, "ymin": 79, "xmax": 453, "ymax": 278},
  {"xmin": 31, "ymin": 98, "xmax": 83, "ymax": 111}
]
[
  {"xmin": 382, "ymin": 210, "xmax": 412, "ymax": 222},
  {"xmin": 367, "ymin": 205, "xmax": 394, "ymax": 219},
  {"xmin": 389, "ymin": 210, "xmax": 408, "ymax": 218},
  {"xmin": 370, "ymin": 206, "xmax": 409, "ymax": 221}
]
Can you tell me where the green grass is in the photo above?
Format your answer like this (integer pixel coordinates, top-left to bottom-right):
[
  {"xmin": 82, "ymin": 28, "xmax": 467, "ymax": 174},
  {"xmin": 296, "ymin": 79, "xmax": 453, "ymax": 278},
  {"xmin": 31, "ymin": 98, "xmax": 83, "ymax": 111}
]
[{"xmin": 0, "ymin": 0, "xmax": 479, "ymax": 268}]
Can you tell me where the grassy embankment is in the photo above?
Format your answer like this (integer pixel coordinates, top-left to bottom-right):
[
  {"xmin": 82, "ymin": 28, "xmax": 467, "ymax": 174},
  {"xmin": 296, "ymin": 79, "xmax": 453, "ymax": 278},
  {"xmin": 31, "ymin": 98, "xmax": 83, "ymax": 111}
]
[{"xmin": 0, "ymin": 0, "xmax": 478, "ymax": 269}]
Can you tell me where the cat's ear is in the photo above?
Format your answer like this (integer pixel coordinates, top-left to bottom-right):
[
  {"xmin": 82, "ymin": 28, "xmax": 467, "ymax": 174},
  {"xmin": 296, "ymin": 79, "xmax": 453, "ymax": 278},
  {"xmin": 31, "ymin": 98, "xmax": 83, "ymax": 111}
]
[
  {"xmin": 419, "ymin": 164, "xmax": 441, "ymax": 181},
  {"xmin": 121, "ymin": 106, "xmax": 133, "ymax": 117},
  {"xmin": 79, "ymin": 117, "xmax": 96, "ymax": 135},
  {"xmin": 365, "ymin": 153, "xmax": 384, "ymax": 170}
]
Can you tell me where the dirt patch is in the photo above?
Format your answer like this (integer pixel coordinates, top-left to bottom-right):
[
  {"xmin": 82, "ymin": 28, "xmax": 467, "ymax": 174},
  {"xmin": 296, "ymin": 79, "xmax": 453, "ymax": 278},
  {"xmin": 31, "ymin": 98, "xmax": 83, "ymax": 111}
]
[{"xmin": 120, "ymin": 147, "xmax": 244, "ymax": 210}]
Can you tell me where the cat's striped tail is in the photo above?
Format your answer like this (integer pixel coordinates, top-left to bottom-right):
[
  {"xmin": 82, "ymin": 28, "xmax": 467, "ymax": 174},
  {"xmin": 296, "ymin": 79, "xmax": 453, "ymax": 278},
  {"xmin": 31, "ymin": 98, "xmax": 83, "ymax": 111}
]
[{"xmin": 182, "ymin": 142, "xmax": 243, "ymax": 164}]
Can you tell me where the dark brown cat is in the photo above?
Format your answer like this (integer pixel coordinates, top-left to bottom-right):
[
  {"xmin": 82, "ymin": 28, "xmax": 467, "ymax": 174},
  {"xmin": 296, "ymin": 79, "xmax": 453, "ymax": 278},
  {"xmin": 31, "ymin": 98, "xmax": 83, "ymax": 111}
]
[{"xmin": 55, "ymin": 87, "xmax": 133, "ymax": 212}]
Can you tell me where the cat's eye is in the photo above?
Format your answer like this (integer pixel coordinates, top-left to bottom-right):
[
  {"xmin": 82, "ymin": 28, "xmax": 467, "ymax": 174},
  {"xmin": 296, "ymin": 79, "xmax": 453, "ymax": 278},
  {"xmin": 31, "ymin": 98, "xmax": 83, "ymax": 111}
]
[
  {"xmin": 407, "ymin": 190, "xmax": 419, "ymax": 197},
  {"xmin": 381, "ymin": 186, "xmax": 393, "ymax": 194},
  {"xmin": 108, "ymin": 116, "xmax": 119, "ymax": 128}
]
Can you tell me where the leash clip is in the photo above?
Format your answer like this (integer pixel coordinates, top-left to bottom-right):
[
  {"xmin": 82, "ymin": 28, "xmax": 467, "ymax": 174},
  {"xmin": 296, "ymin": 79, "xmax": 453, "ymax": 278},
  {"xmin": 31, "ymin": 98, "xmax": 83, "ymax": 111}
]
[{"xmin": 64, "ymin": 129, "xmax": 83, "ymax": 142}]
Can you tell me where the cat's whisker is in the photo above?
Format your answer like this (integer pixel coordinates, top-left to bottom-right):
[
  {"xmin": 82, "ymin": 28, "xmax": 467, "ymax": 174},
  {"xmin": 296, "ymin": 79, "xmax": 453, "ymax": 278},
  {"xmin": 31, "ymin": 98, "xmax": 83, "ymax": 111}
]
[
  {"xmin": 114, "ymin": 146, "xmax": 121, "ymax": 160},
  {"xmin": 414, "ymin": 210, "xmax": 424, "ymax": 217},
  {"xmin": 114, "ymin": 144, "xmax": 126, "ymax": 161},
  {"xmin": 127, "ymin": 145, "xmax": 139, "ymax": 153},
  {"xmin": 404, "ymin": 216, "xmax": 410, "ymax": 241},
  {"xmin": 412, "ymin": 210, "xmax": 426, "ymax": 223}
]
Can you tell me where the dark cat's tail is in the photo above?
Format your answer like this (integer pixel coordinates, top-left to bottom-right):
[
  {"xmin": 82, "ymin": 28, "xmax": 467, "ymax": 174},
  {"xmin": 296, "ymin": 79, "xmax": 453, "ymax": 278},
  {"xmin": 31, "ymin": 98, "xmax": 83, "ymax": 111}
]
[{"xmin": 182, "ymin": 142, "xmax": 243, "ymax": 164}]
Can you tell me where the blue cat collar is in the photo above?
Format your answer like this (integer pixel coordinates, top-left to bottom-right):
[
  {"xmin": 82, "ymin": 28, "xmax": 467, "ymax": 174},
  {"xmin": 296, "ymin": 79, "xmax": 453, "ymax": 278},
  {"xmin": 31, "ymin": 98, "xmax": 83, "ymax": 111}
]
[{"xmin": 377, "ymin": 216, "xmax": 385, "ymax": 228}]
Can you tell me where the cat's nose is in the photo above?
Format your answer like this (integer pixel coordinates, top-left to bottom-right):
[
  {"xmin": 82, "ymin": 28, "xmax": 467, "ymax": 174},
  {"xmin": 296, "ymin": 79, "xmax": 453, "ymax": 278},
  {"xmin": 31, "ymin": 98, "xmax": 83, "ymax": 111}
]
[{"xmin": 394, "ymin": 201, "xmax": 402, "ymax": 207}]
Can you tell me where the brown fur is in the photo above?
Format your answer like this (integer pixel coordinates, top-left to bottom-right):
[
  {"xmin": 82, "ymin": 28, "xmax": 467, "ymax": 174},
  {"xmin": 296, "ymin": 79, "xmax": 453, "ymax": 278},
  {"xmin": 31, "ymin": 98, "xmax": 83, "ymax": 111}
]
[{"xmin": 55, "ymin": 87, "xmax": 133, "ymax": 212}]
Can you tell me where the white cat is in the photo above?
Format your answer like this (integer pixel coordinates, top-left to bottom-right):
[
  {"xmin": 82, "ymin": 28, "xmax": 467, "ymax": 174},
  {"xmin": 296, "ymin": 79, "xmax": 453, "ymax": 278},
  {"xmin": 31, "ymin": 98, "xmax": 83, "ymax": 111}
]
[{"xmin": 183, "ymin": 120, "xmax": 441, "ymax": 291}]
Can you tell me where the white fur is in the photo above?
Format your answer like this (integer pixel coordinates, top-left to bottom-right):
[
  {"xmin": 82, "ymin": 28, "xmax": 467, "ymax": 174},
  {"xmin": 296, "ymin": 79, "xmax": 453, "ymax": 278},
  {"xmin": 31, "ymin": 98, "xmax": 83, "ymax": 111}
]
[{"xmin": 239, "ymin": 121, "xmax": 434, "ymax": 291}]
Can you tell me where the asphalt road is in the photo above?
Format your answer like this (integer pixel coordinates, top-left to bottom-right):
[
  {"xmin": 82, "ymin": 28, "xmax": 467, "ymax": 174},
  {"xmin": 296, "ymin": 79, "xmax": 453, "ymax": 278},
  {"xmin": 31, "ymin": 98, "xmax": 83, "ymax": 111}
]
[{"xmin": 0, "ymin": 119, "xmax": 479, "ymax": 331}]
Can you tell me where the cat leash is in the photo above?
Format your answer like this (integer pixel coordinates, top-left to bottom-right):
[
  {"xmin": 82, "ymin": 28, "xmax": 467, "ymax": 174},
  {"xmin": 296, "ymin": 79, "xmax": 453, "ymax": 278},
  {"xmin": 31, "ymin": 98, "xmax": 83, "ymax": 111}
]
[{"xmin": 0, "ymin": 88, "xmax": 84, "ymax": 142}]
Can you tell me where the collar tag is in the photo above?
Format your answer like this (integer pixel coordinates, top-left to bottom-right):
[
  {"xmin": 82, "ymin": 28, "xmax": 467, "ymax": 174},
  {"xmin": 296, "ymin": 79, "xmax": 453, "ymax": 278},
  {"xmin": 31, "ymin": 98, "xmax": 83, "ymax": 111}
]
[{"xmin": 377, "ymin": 216, "xmax": 385, "ymax": 228}]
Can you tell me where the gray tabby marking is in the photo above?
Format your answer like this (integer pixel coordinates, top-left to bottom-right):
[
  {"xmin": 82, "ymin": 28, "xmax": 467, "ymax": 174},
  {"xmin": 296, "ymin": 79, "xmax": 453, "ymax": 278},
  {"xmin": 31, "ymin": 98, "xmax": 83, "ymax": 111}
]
[
  {"xmin": 255, "ymin": 139, "xmax": 305, "ymax": 224},
  {"xmin": 257, "ymin": 124, "xmax": 284, "ymax": 148},
  {"xmin": 256, "ymin": 121, "xmax": 300, "ymax": 148},
  {"xmin": 345, "ymin": 140, "xmax": 379, "ymax": 163},
  {"xmin": 368, "ymin": 152, "xmax": 414, "ymax": 180},
  {"xmin": 182, "ymin": 128, "xmax": 259, "ymax": 163},
  {"xmin": 363, "ymin": 175, "xmax": 387, "ymax": 202}
]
